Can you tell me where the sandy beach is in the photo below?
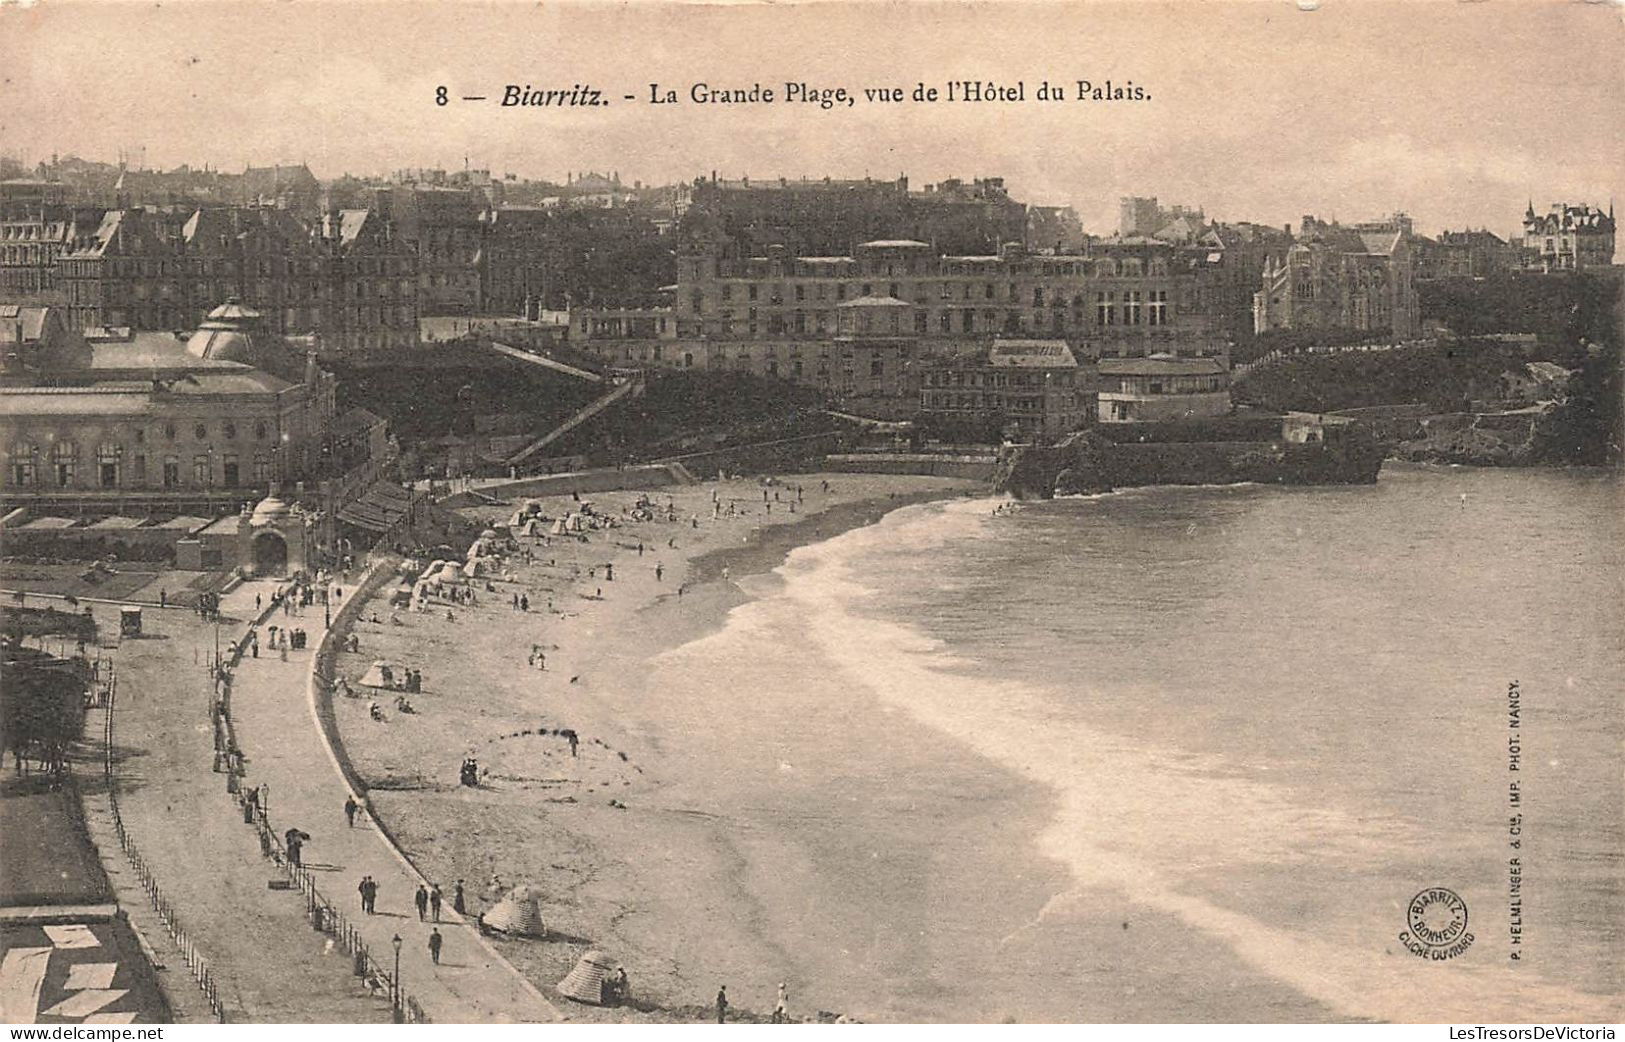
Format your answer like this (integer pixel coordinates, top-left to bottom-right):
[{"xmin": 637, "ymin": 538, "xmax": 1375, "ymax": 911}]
[{"xmin": 327, "ymin": 472, "xmax": 981, "ymax": 1022}]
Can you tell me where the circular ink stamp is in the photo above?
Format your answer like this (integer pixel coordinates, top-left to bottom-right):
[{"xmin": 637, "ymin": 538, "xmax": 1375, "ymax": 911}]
[{"xmin": 1400, "ymin": 887, "xmax": 1474, "ymax": 960}]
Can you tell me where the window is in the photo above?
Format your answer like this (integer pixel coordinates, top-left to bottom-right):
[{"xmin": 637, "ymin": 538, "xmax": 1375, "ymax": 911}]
[
  {"xmin": 1124, "ymin": 291, "xmax": 1142, "ymax": 325},
  {"xmin": 721, "ymin": 284, "xmax": 732, "ymax": 301},
  {"xmin": 1148, "ymin": 290, "xmax": 1169, "ymax": 326},
  {"xmin": 9, "ymin": 443, "xmax": 37, "ymax": 487},
  {"xmin": 254, "ymin": 453, "xmax": 272, "ymax": 484},
  {"xmin": 164, "ymin": 423, "xmax": 177, "ymax": 441},
  {"xmin": 52, "ymin": 441, "xmax": 77, "ymax": 488},
  {"xmin": 870, "ymin": 358, "xmax": 884, "ymax": 377},
  {"xmin": 98, "ymin": 442, "xmax": 120, "ymax": 488},
  {"xmin": 193, "ymin": 454, "xmax": 210, "ymax": 486},
  {"xmin": 1096, "ymin": 292, "xmax": 1116, "ymax": 326},
  {"xmin": 164, "ymin": 457, "xmax": 180, "ymax": 488},
  {"xmin": 223, "ymin": 454, "xmax": 240, "ymax": 488},
  {"xmin": 194, "ymin": 423, "xmax": 207, "ymax": 440},
  {"xmin": 748, "ymin": 284, "xmax": 758, "ymax": 301},
  {"xmin": 224, "ymin": 422, "xmax": 237, "ymax": 440}
]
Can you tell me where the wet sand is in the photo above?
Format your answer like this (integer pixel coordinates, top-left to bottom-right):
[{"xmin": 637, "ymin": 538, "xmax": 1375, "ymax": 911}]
[{"xmin": 328, "ymin": 473, "xmax": 981, "ymax": 1021}]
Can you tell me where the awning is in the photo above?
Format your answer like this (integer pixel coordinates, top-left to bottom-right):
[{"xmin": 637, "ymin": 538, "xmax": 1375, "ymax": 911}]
[{"xmin": 337, "ymin": 481, "xmax": 419, "ymax": 533}]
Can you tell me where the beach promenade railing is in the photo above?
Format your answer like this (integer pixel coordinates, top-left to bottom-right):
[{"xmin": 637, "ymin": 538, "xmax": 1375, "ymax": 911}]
[
  {"xmin": 102, "ymin": 681, "xmax": 228, "ymax": 1022},
  {"xmin": 238, "ymin": 797, "xmax": 428, "ymax": 1023},
  {"xmin": 218, "ymin": 572, "xmax": 430, "ymax": 1023}
]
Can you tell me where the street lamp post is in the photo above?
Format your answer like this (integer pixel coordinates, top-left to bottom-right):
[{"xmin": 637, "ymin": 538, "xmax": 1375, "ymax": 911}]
[{"xmin": 392, "ymin": 934, "xmax": 403, "ymax": 1022}]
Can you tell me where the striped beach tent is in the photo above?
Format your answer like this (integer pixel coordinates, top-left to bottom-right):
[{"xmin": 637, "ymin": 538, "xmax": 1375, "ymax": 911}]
[
  {"xmin": 556, "ymin": 950, "xmax": 616, "ymax": 1005},
  {"xmin": 480, "ymin": 885, "xmax": 547, "ymax": 938}
]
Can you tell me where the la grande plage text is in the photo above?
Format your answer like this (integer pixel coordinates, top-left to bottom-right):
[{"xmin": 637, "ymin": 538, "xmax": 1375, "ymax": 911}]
[{"xmin": 648, "ymin": 80, "xmax": 1148, "ymax": 107}]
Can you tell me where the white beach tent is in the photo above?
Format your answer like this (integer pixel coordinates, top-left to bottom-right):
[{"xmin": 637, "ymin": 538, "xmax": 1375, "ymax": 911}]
[
  {"xmin": 556, "ymin": 949, "xmax": 616, "ymax": 1005},
  {"xmin": 480, "ymin": 885, "xmax": 547, "ymax": 939},
  {"xmin": 358, "ymin": 660, "xmax": 396, "ymax": 689}
]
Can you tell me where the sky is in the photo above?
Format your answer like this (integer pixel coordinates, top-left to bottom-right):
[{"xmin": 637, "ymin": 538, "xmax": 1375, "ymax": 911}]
[{"xmin": 2, "ymin": 0, "xmax": 1622, "ymax": 238}]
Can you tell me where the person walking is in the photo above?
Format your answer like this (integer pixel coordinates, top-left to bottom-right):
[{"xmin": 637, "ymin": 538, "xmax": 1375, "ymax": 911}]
[
  {"xmin": 715, "ymin": 985, "xmax": 729, "ymax": 1024},
  {"xmin": 773, "ymin": 981, "xmax": 789, "ymax": 1023},
  {"xmin": 429, "ymin": 884, "xmax": 443, "ymax": 922},
  {"xmin": 358, "ymin": 876, "xmax": 372, "ymax": 915},
  {"xmin": 414, "ymin": 885, "xmax": 429, "ymax": 921},
  {"xmin": 452, "ymin": 880, "xmax": 466, "ymax": 916},
  {"xmin": 344, "ymin": 795, "xmax": 359, "ymax": 828},
  {"xmin": 428, "ymin": 928, "xmax": 443, "ymax": 966}
]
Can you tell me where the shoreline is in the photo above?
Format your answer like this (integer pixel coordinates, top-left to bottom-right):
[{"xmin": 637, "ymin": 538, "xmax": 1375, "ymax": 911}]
[{"xmin": 322, "ymin": 473, "xmax": 984, "ymax": 1021}]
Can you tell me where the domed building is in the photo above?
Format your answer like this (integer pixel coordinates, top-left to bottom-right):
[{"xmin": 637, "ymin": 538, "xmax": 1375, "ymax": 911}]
[{"xmin": 1, "ymin": 297, "xmax": 391, "ymax": 573}]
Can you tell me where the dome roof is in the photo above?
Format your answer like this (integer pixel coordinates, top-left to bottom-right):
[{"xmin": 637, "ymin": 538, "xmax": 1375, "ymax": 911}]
[
  {"xmin": 186, "ymin": 297, "xmax": 265, "ymax": 362},
  {"xmin": 250, "ymin": 495, "xmax": 290, "ymax": 526}
]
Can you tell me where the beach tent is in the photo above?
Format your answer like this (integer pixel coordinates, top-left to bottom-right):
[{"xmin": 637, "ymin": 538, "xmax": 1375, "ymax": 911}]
[
  {"xmin": 480, "ymin": 885, "xmax": 548, "ymax": 939},
  {"xmin": 550, "ymin": 518, "xmax": 568, "ymax": 536},
  {"xmin": 359, "ymin": 661, "xmax": 396, "ymax": 689},
  {"xmin": 556, "ymin": 950, "xmax": 616, "ymax": 1005}
]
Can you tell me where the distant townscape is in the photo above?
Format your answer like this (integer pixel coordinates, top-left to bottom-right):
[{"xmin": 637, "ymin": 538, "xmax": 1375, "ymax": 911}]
[{"xmin": 0, "ymin": 151, "xmax": 1618, "ymax": 531}]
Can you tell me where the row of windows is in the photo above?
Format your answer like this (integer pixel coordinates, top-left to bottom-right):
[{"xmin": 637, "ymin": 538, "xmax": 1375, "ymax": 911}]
[
  {"xmin": 691, "ymin": 295, "xmax": 1171, "ymax": 336},
  {"xmin": 8, "ymin": 423, "xmax": 275, "ymax": 455},
  {"xmin": 921, "ymin": 392, "xmax": 1082, "ymax": 411},
  {"xmin": 711, "ymin": 275, "xmax": 1175, "ymax": 306},
  {"xmin": 7, "ymin": 451, "xmax": 274, "ymax": 489},
  {"xmin": 705, "ymin": 257, "xmax": 1168, "ymax": 280},
  {"xmin": 921, "ymin": 370, "xmax": 1078, "ymax": 388}
]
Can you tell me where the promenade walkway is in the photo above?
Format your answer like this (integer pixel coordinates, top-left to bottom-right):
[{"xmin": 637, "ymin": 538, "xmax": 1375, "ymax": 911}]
[
  {"xmin": 77, "ymin": 600, "xmax": 388, "ymax": 1023},
  {"xmin": 218, "ymin": 580, "xmax": 558, "ymax": 1024}
]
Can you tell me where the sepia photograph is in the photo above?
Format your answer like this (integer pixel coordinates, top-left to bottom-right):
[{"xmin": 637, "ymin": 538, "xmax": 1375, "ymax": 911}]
[{"xmin": 0, "ymin": 0, "xmax": 1620, "ymax": 1030}]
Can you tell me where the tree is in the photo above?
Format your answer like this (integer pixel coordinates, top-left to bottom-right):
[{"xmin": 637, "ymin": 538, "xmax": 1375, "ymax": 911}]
[{"xmin": 1, "ymin": 651, "xmax": 90, "ymax": 776}]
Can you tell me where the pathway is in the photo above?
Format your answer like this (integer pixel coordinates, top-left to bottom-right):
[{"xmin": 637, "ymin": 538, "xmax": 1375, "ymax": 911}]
[
  {"xmin": 219, "ymin": 580, "xmax": 559, "ymax": 1024},
  {"xmin": 76, "ymin": 600, "xmax": 390, "ymax": 1023}
]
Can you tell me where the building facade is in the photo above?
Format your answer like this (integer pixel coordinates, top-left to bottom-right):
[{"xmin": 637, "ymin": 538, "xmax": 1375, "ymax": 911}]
[
  {"xmin": 1253, "ymin": 216, "xmax": 1420, "ymax": 337},
  {"xmin": 1520, "ymin": 202, "xmax": 1615, "ymax": 272},
  {"xmin": 1, "ymin": 300, "xmax": 349, "ymax": 513},
  {"xmin": 1097, "ymin": 356, "xmax": 1230, "ymax": 423},
  {"xmin": 919, "ymin": 339, "xmax": 1095, "ymax": 439},
  {"xmin": 1417, "ymin": 229, "xmax": 1518, "ymax": 279},
  {"xmin": 571, "ymin": 236, "xmax": 1229, "ymax": 413},
  {"xmin": 53, "ymin": 205, "xmax": 419, "ymax": 356}
]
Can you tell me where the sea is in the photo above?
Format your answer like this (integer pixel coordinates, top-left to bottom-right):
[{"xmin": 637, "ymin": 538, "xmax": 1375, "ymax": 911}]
[{"xmin": 643, "ymin": 464, "xmax": 1623, "ymax": 1023}]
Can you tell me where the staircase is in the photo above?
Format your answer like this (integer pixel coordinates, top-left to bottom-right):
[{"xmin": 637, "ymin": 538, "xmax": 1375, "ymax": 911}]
[{"xmin": 505, "ymin": 374, "xmax": 644, "ymax": 468}]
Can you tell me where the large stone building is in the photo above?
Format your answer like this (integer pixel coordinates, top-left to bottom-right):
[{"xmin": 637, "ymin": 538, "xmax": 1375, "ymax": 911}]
[
  {"xmin": 571, "ymin": 236, "xmax": 1230, "ymax": 417},
  {"xmin": 1252, "ymin": 216, "xmax": 1420, "ymax": 338},
  {"xmin": 1, "ymin": 209, "xmax": 102, "ymax": 303},
  {"xmin": 1119, "ymin": 197, "xmax": 1205, "ymax": 240},
  {"xmin": 383, "ymin": 185, "xmax": 486, "ymax": 316},
  {"xmin": 1520, "ymin": 202, "xmax": 1615, "ymax": 272},
  {"xmin": 681, "ymin": 174, "xmax": 1028, "ymax": 259},
  {"xmin": 1097, "ymin": 356, "xmax": 1230, "ymax": 423},
  {"xmin": 53, "ymin": 204, "xmax": 418, "ymax": 355},
  {"xmin": 1, "ymin": 299, "xmax": 381, "ymax": 518},
  {"xmin": 313, "ymin": 206, "xmax": 420, "ymax": 354},
  {"xmin": 919, "ymin": 339, "xmax": 1095, "ymax": 439},
  {"xmin": 1416, "ymin": 229, "xmax": 1518, "ymax": 279}
]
